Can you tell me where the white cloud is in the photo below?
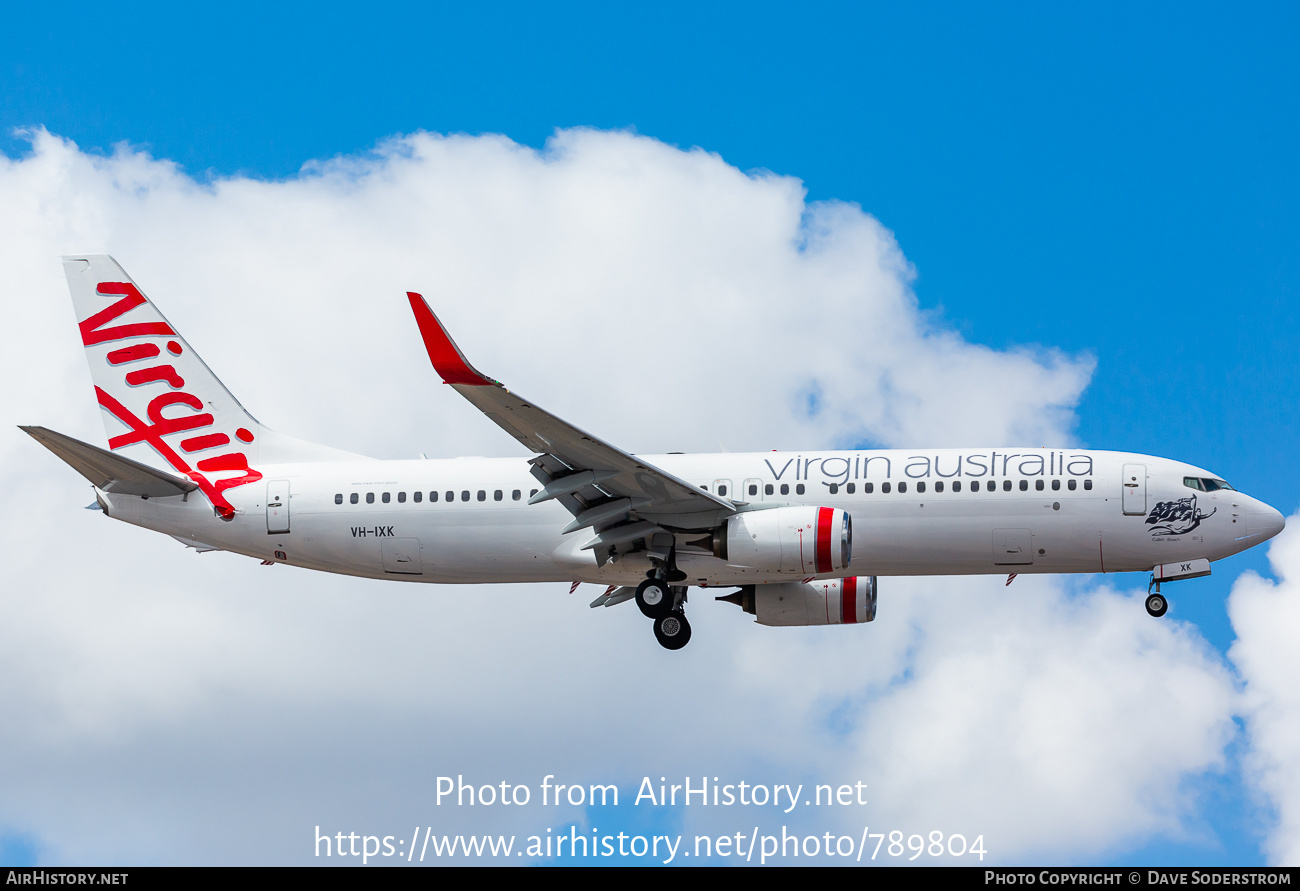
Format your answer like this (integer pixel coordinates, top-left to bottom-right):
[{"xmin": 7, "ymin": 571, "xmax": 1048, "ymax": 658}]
[
  {"xmin": 843, "ymin": 577, "xmax": 1234, "ymax": 861},
  {"xmin": 0, "ymin": 127, "xmax": 1252, "ymax": 864},
  {"xmin": 1230, "ymin": 516, "xmax": 1300, "ymax": 866}
]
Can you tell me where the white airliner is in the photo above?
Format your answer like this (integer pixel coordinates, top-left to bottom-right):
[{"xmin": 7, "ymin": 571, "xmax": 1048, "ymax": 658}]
[{"xmin": 24, "ymin": 256, "xmax": 1286, "ymax": 649}]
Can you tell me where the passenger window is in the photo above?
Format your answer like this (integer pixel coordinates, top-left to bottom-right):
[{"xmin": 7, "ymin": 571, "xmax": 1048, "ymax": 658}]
[
  {"xmin": 461, "ymin": 491, "xmax": 470, "ymax": 501},
  {"xmin": 530, "ymin": 489, "xmax": 538, "ymax": 497},
  {"xmin": 494, "ymin": 490, "xmax": 503, "ymax": 501},
  {"xmin": 847, "ymin": 483, "xmax": 855, "ymax": 494},
  {"xmin": 1084, "ymin": 480, "xmax": 1093, "ymax": 491},
  {"xmin": 916, "ymin": 481, "xmax": 926, "ymax": 493},
  {"xmin": 1019, "ymin": 480, "xmax": 1028, "ymax": 491},
  {"xmin": 397, "ymin": 492, "xmax": 406, "ymax": 503},
  {"xmin": 701, "ymin": 484, "xmax": 709, "ymax": 491},
  {"xmin": 446, "ymin": 491, "xmax": 454, "ymax": 502},
  {"xmin": 864, "ymin": 482, "xmax": 874, "ymax": 494},
  {"xmin": 334, "ymin": 493, "xmax": 343, "ymax": 504},
  {"xmin": 780, "ymin": 484, "xmax": 789, "ymax": 495},
  {"xmin": 953, "ymin": 480, "xmax": 962, "ymax": 492},
  {"xmin": 1003, "ymin": 480, "xmax": 1012, "ymax": 492},
  {"xmin": 350, "ymin": 493, "xmax": 359, "ymax": 504},
  {"xmin": 382, "ymin": 492, "xmax": 391, "ymax": 503},
  {"xmin": 431, "ymin": 491, "xmax": 439, "ymax": 502},
  {"xmin": 1035, "ymin": 480, "xmax": 1044, "ymax": 491},
  {"xmin": 796, "ymin": 484, "xmax": 805, "ymax": 495},
  {"xmin": 414, "ymin": 491, "xmax": 422, "ymax": 503},
  {"xmin": 987, "ymin": 480, "xmax": 996, "ymax": 492},
  {"xmin": 366, "ymin": 492, "xmax": 375, "ymax": 504},
  {"xmin": 765, "ymin": 484, "xmax": 774, "ymax": 495},
  {"xmin": 512, "ymin": 490, "xmax": 521, "ymax": 501},
  {"xmin": 718, "ymin": 485, "xmax": 727, "ymax": 496},
  {"xmin": 1068, "ymin": 479, "xmax": 1077, "ymax": 491},
  {"xmin": 898, "ymin": 482, "xmax": 908, "ymax": 493},
  {"xmin": 935, "ymin": 481, "xmax": 944, "ymax": 493},
  {"xmin": 882, "ymin": 482, "xmax": 892, "ymax": 494},
  {"xmin": 477, "ymin": 490, "xmax": 486, "ymax": 501},
  {"xmin": 1051, "ymin": 479, "xmax": 1060, "ymax": 491},
  {"xmin": 829, "ymin": 483, "xmax": 839, "ymax": 494}
]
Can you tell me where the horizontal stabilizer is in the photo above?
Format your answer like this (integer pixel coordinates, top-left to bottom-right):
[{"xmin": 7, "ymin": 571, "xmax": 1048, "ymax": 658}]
[{"xmin": 21, "ymin": 425, "xmax": 199, "ymax": 498}]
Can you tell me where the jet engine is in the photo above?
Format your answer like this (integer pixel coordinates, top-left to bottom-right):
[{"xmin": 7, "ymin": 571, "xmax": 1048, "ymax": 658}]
[
  {"xmin": 718, "ymin": 576, "xmax": 878, "ymax": 627},
  {"xmin": 708, "ymin": 506, "xmax": 852, "ymax": 575}
]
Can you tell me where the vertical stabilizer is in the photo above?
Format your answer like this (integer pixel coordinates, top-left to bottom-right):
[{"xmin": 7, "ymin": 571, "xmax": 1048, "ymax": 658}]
[{"xmin": 62, "ymin": 255, "xmax": 364, "ymax": 516}]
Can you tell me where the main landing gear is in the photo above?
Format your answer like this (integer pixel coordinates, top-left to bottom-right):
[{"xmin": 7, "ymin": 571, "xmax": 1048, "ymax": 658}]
[
  {"xmin": 635, "ymin": 578, "xmax": 673, "ymax": 618},
  {"xmin": 636, "ymin": 577, "xmax": 691, "ymax": 650},
  {"xmin": 653, "ymin": 611, "xmax": 692, "ymax": 650},
  {"xmin": 637, "ymin": 539, "xmax": 692, "ymax": 650}
]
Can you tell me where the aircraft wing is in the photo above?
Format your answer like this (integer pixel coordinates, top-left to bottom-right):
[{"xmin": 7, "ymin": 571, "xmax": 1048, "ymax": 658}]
[{"xmin": 407, "ymin": 293, "xmax": 735, "ymax": 562}]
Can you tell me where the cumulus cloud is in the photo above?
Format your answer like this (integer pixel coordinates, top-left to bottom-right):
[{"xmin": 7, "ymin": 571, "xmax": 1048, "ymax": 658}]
[
  {"xmin": 1230, "ymin": 516, "xmax": 1300, "ymax": 866},
  {"xmin": 843, "ymin": 578, "xmax": 1234, "ymax": 861},
  {"xmin": 0, "ymin": 127, "xmax": 1251, "ymax": 864}
]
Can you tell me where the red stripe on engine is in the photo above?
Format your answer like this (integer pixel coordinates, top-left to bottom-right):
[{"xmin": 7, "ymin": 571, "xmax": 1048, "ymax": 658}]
[
  {"xmin": 815, "ymin": 507, "xmax": 833, "ymax": 573},
  {"xmin": 841, "ymin": 576, "xmax": 857, "ymax": 624}
]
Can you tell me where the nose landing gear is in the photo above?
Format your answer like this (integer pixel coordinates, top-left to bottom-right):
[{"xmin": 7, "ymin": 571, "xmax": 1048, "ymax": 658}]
[
  {"xmin": 1143, "ymin": 560, "xmax": 1212, "ymax": 618},
  {"xmin": 1145, "ymin": 577, "xmax": 1168, "ymax": 618}
]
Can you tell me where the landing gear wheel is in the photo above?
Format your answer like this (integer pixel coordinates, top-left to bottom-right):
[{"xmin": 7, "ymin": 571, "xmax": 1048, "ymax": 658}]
[
  {"xmin": 653, "ymin": 611, "xmax": 692, "ymax": 650},
  {"xmin": 1145, "ymin": 592, "xmax": 1168, "ymax": 618},
  {"xmin": 636, "ymin": 578, "xmax": 674, "ymax": 618}
]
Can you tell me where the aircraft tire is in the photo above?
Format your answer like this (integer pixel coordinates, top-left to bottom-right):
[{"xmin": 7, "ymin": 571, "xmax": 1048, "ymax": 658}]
[
  {"xmin": 636, "ymin": 578, "xmax": 674, "ymax": 619},
  {"xmin": 1145, "ymin": 593, "xmax": 1168, "ymax": 618},
  {"xmin": 653, "ymin": 611, "xmax": 692, "ymax": 650}
]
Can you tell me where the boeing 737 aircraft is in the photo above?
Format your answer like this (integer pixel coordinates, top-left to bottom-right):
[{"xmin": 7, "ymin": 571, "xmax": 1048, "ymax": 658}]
[{"xmin": 23, "ymin": 256, "xmax": 1287, "ymax": 649}]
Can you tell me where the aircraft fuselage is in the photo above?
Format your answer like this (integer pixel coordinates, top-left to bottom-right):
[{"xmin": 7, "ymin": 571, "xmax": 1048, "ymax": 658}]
[{"xmin": 102, "ymin": 447, "xmax": 1281, "ymax": 586}]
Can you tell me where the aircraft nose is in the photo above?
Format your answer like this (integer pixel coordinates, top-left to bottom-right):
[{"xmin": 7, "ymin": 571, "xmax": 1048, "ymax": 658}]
[{"xmin": 1247, "ymin": 503, "xmax": 1286, "ymax": 541}]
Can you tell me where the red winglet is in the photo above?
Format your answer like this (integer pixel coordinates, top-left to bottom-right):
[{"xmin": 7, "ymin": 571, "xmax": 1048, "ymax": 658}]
[{"xmin": 406, "ymin": 292, "xmax": 495, "ymax": 386}]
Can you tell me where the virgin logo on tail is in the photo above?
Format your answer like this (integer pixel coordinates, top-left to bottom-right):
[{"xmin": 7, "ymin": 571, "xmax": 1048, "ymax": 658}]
[{"xmin": 83, "ymin": 281, "xmax": 261, "ymax": 518}]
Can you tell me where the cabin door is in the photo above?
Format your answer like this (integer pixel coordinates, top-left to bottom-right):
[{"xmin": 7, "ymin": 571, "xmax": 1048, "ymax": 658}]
[
  {"xmin": 1122, "ymin": 464, "xmax": 1147, "ymax": 516},
  {"xmin": 266, "ymin": 480, "xmax": 290, "ymax": 534}
]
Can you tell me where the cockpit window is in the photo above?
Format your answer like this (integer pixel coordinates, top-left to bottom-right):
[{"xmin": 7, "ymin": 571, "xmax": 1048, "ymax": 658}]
[{"xmin": 1185, "ymin": 476, "xmax": 1235, "ymax": 492}]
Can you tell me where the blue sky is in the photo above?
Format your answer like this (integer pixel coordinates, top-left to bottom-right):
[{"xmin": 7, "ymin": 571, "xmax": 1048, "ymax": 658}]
[
  {"xmin": 9, "ymin": 3, "xmax": 1295, "ymax": 480},
  {"xmin": 2, "ymin": 1, "xmax": 1298, "ymax": 866}
]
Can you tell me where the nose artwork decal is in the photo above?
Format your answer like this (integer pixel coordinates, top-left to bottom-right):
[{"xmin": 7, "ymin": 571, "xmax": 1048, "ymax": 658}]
[{"xmin": 1146, "ymin": 495, "xmax": 1216, "ymax": 536}]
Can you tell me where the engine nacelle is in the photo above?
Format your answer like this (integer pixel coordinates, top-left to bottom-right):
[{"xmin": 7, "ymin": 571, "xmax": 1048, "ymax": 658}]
[
  {"xmin": 718, "ymin": 576, "xmax": 878, "ymax": 626},
  {"xmin": 718, "ymin": 506, "xmax": 852, "ymax": 575}
]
